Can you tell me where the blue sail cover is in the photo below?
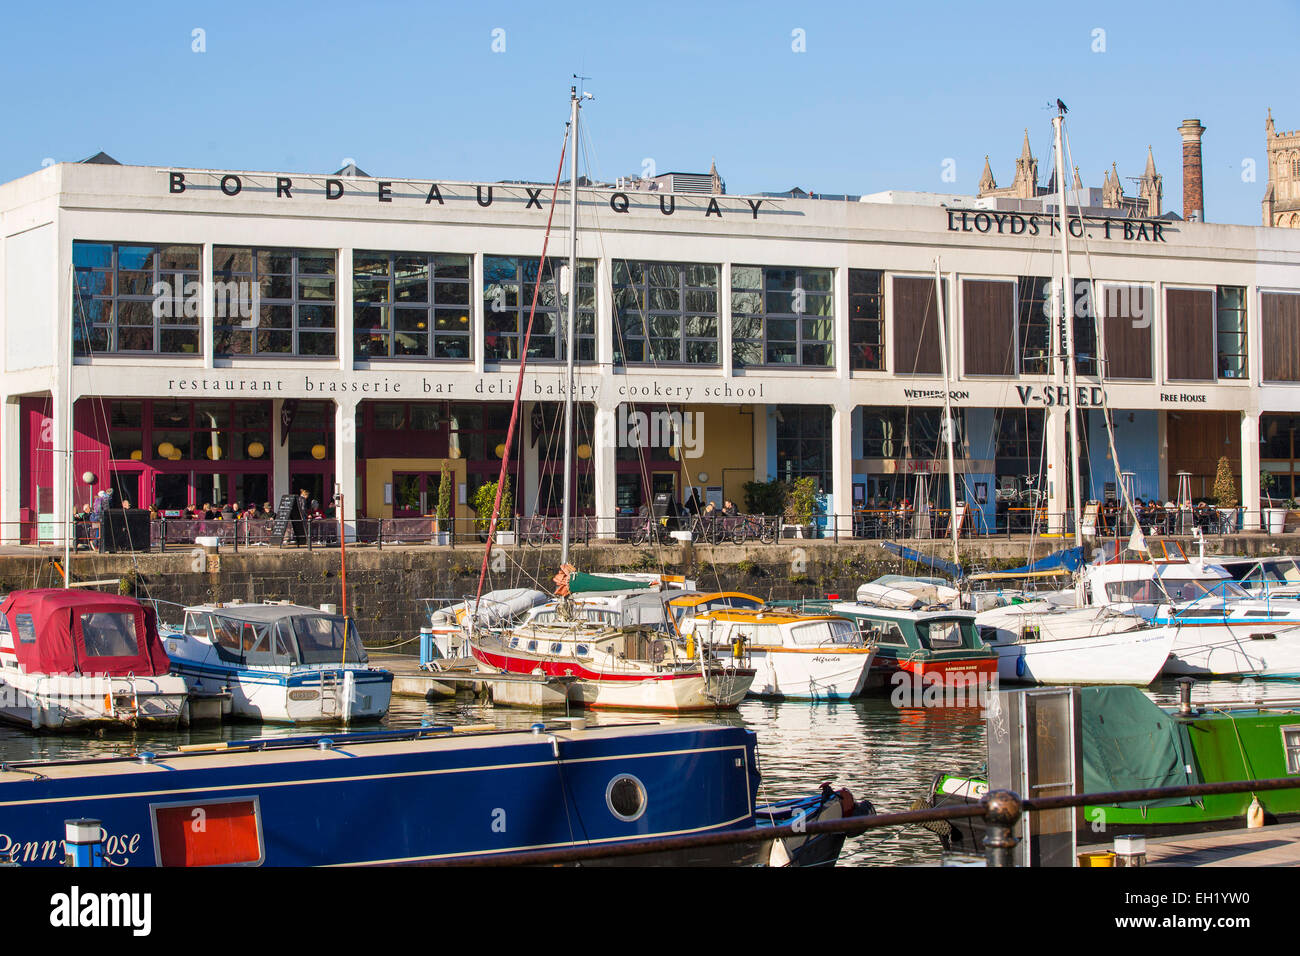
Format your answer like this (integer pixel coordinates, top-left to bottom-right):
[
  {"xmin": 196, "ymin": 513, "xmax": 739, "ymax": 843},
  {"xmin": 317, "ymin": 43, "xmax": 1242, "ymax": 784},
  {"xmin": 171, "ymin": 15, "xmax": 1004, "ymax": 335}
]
[
  {"xmin": 1005, "ymin": 546, "xmax": 1085, "ymax": 575},
  {"xmin": 881, "ymin": 542, "xmax": 963, "ymax": 580}
]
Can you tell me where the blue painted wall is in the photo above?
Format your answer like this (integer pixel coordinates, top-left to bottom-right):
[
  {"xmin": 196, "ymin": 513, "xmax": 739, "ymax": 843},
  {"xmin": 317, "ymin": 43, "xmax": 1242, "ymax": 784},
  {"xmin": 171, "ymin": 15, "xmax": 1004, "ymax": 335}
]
[{"xmin": 1084, "ymin": 409, "xmax": 1160, "ymax": 502}]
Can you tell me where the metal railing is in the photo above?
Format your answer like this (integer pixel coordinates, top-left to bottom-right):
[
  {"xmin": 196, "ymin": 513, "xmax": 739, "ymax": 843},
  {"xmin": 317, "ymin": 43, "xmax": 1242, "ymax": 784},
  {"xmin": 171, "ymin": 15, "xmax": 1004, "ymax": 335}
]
[
  {"xmin": 387, "ymin": 774, "xmax": 1300, "ymax": 868},
  {"xmin": 0, "ymin": 506, "xmax": 1291, "ymax": 552}
]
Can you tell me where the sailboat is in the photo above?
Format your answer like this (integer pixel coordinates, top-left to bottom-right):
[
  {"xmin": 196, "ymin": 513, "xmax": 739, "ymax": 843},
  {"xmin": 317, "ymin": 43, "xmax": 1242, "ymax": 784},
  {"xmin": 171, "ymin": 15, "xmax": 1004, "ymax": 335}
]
[
  {"xmin": 465, "ymin": 88, "xmax": 755, "ymax": 711},
  {"xmin": 968, "ymin": 107, "xmax": 1176, "ymax": 686}
]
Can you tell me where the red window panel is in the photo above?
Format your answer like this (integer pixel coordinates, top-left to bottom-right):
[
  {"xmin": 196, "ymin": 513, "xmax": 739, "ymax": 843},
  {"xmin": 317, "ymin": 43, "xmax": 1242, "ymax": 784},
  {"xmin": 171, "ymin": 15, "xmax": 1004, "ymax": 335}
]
[{"xmin": 153, "ymin": 798, "xmax": 262, "ymax": 866}]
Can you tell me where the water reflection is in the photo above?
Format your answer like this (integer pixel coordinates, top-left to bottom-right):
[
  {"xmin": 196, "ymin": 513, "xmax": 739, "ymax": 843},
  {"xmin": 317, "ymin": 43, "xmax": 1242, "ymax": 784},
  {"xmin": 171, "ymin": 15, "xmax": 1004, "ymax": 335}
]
[{"xmin": 1, "ymin": 675, "xmax": 1296, "ymax": 866}]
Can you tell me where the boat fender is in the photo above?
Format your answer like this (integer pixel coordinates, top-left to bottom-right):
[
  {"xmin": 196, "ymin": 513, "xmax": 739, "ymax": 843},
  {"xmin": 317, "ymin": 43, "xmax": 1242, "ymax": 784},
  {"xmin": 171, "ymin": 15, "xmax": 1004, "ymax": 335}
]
[
  {"xmin": 732, "ymin": 635, "xmax": 746, "ymax": 660},
  {"xmin": 1247, "ymin": 795, "xmax": 1265, "ymax": 829},
  {"xmin": 837, "ymin": 787, "xmax": 857, "ymax": 817},
  {"xmin": 1015, "ymin": 654, "xmax": 1026, "ymax": 679},
  {"xmin": 685, "ymin": 635, "xmax": 695, "ymax": 660}
]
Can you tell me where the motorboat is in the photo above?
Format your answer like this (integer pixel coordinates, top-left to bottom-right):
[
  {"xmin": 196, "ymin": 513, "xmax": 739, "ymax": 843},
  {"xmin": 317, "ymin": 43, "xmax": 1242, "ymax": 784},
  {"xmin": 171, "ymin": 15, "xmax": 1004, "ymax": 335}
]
[
  {"xmin": 681, "ymin": 606, "xmax": 875, "ymax": 700},
  {"xmin": 792, "ymin": 598, "xmax": 996, "ymax": 694},
  {"xmin": 1081, "ymin": 555, "xmax": 1300, "ymax": 678},
  {"xmin": 973, "ymin": 601, "xmax": 1174, "ymax": 685},
  {"xmin": 470, "ymin": 616, "xmax": 753, "ymax": 711},
  {"xmin": 0, "ymin": 589, "xmax": 189, "ymax": 731},
  {"xmin": 160, "ymin": 601, "xmax": 393, "ymax": 723},
  {"xmin": 1211, "ymin": 554, "xmax": 1300, "ymax": 600}
]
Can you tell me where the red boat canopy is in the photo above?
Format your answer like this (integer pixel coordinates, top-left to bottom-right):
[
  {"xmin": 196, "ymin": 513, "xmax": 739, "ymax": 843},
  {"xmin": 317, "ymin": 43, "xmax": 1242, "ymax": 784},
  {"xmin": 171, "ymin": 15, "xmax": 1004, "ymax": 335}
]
[{"xmin": 0, "ymin": 589, "xmax": 171, "ymax": 677}]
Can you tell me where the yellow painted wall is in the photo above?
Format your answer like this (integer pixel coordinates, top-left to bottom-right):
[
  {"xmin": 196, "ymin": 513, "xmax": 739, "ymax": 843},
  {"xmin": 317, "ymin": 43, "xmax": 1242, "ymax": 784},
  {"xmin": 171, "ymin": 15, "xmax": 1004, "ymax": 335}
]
[
  {"xmin": 364, "ymin": 457, "xmax": 466, "ymax": 518},
  {"xmin": 679, "ymin": 405, "xmax": 756, "ymax": 506}
]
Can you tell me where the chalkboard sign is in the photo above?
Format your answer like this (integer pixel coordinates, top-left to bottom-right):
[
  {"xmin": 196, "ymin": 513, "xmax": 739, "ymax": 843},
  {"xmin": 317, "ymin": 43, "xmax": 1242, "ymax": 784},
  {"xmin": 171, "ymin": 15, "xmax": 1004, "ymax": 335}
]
[{"xmin": 270, "ymin": 494, "xmax": 299, "ymax": 544}]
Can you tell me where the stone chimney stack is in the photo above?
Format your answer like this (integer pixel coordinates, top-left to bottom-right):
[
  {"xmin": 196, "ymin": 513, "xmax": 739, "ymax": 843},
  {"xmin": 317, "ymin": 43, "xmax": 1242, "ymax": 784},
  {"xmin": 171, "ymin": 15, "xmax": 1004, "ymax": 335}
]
[{"xmin": 1179, "ymin": 118, "xmax": 1206, "ymax": 222}]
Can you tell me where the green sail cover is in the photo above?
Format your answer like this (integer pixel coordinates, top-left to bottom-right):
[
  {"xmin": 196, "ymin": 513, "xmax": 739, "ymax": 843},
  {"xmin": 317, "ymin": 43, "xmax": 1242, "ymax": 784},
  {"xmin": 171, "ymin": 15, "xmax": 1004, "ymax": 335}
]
[
  {"xmin": 1079, "ymin": 686, "xmax": 1202, "ymax": 809},
  {"xmin": 565, "ymin": 572, "xmax": 654, "ymax": 594}
]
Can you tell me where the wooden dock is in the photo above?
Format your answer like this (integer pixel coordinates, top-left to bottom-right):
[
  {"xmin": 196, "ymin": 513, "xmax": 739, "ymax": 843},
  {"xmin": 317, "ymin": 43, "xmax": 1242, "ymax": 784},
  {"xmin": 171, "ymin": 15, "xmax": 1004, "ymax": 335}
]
[
  {"xmin": 1145, "ymin": 822, "xmax": 1300, "ymax": 866},
  {"xmin": 369, "ymin": 652, "xmax": 576, "ymax": 709}
]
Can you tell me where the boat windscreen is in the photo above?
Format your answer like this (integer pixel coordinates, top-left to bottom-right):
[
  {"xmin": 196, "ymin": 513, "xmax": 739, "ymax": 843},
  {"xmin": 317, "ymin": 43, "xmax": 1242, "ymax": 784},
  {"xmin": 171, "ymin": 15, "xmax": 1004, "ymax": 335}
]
[
  {"xmin": 918, "ymin": 620, "xmax": 964, "ymax": 649},
  {"xmin": 79, "ymin": 611, "xmax": 141, "ymax": 658},
  {"xmin": 291, "ymin": 616, "xmax": 368, "ymax": 664}
]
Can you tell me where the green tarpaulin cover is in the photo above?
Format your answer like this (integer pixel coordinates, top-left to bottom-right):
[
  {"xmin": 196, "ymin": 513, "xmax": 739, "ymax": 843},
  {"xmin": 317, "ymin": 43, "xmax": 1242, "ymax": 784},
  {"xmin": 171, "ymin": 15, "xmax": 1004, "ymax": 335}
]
[
  {"xmin": 565, "ymin": 572, "xmax": 654, "ymax": 594},
  {"xmin": 1079, "ymin": 686, "xmax": 1201, "ymax": 808}
]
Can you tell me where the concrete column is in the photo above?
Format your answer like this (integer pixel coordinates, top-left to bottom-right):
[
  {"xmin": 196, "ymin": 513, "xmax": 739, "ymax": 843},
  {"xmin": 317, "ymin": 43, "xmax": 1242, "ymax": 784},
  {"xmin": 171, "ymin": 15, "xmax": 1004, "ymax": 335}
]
[
  {"xmin": 521, "ymin": 401, "xmax": 540, "ymax": 517},
  {"xmin": 337, "ymin": 247, "xmax": 354, "ymax": 371},
  {"xmin": 1156, "ymin": 411, "xmax": 1170, "ymax": 501},
  {"xmin": 1, "ymin": 398, "xmax": 20, "ymax": 542},
  {"xmin": 595, "ymin": 258, "xmax": 613, "ymax": 371},
  {"xmin": 752, "ymin": 404, "xmax": 769, "ymax": 482},
  {"xmin": 334, "ymin": 398, "xmax": 358, "ymax": 539},
  {"xmin": 593, "ymin": 404, "xmax": 617, "ymax": 538},
  {"xmin": 834, "ymin": 264, "xmax": 850, "ymax": 380},
  {"xmin": 1045, "ymin": 406, "xmax": 1069, "ymax": 534},
  {"xmin": 51, "ymin": 388, "xmax": 70, "ymax": 537},
  {"xmin": 201, "ymin": 241, "xmax": 214, "ymax": 367},
  {"xmin": 472, "ymin": 253, "xmax": 486, "ymax": 374},
  {"xmin": 1242, "ymin": 410, "xmax": 1261, "ymax": 530},
  {"xmin": 271, "ymin": 398, "xmax": 290, "ymax": 503},
  {"xmin": 831, "ymin": 404, "xmax": 854, "ymax": 536},
  {"xmin": 720, "ymin": 262, "xmax": 733, "ymax": 377}
]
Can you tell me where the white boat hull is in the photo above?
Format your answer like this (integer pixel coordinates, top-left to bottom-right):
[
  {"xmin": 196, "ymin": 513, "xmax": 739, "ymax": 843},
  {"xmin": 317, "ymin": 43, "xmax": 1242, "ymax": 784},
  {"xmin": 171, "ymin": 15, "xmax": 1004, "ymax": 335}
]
[
  {"xmin": 171, "ymin": 662, "xmax": 393, "ymax": 724},
  {"xmin": 747, "ymin": 648, "xmax": 875, "ymax": 700},
  {"xmin": 1159, "ymin": 620, "xmax": 1300, "ymax": 678},
  {"xmin": 976, "ymin": 604, "xmax": 1174, "ymax": 685},
  {"xmin": 0, "ymin": 672, "xmax": 189, "ymax": 731}
]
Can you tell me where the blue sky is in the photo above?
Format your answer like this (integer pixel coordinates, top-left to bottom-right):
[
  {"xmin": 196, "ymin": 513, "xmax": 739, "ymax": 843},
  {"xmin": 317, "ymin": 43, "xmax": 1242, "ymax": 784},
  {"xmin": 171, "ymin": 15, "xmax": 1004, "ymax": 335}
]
[{"xmin": 1, "ymin": 0, "xmax": 1293, "ymax": 225}]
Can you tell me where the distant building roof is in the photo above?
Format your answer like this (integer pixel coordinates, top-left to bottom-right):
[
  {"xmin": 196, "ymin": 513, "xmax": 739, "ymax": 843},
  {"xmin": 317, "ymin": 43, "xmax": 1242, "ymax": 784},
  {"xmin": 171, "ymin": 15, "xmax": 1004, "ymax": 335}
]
[
  {"xmin": 334, "ymin": 162, "xmax": 370, "ymax": 177},
  {"xmin": 79, "ymin": 151, "xmax": 121, "ymax": 165}
]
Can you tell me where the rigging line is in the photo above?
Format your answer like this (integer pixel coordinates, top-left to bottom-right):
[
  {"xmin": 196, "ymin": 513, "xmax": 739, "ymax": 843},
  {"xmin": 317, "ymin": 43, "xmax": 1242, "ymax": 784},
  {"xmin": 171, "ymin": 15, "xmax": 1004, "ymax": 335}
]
[
  {"xmin": 474, "ymin": 123, "xmax": 571, "ymax": 611},
  {"xmin": 1062, "ymin": 123, "xmax": 1144, "ymax": 539}
]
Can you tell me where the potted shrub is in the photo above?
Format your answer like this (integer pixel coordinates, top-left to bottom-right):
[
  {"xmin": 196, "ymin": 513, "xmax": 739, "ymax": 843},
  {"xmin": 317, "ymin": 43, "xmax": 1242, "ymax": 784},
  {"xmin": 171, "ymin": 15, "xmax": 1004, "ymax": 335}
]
[
  {"xmin": 433, "ymin": 460, "xmax": 453, "ymax": 546},
  {"xmin": 1212, "ymin": 456, "xmax": 1239, "ymax": 533},
  {"xmin": 473, "ymin": 476, "xmax": 514, "ymax": 545},
  {"xmin": 1261, "ymin": 471, "xmax": 1287, "ymax": 534},
  {"xmin": 743, "ymin": 479, "xmax": 787, "ymax": 518},
  {"xmin": 782, "ymin": 477, "xmax": 818, "ymax": 538}
]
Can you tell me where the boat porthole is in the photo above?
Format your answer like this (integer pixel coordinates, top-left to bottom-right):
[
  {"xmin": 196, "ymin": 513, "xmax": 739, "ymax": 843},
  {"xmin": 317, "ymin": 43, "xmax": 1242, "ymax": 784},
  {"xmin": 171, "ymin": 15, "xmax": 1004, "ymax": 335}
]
[{"xmin": 606, "ymin": 774, "xmax": 647, "ymax": 822}]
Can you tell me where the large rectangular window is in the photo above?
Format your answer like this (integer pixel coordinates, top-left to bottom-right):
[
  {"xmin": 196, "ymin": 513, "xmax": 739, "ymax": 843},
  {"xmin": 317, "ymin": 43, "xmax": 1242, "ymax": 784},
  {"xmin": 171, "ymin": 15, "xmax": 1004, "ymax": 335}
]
[
  {"xmin": 353, "ymin": 251, "xmax": 471, "ymax": 360},
  {"xmin": 1100, "ymin": 283, "xmax": 1153, "ymax": 380},
  {"xmin": 1072, "ymin": 279, "xmax": 1098, "ymax": 376},
  {"xmin": 891, "ymin": 275, "xmax": 948, "ymax": 375},
  {"xmin": 1017, "ymin": 276, "xmax": 1051, "ymax": 374},
  {"xmin": 482, "ymin": 256, "xmax": 594, "ymax": 362},
  {"xmin": 963, "ymin": 279, "xmax": 1015, "ymax": 376},
  {"xmin": 1262, "ymin": 292, "xmax": 1300, "ymax": 382},
  {"xmin": 212, "ymin": 247, "xmax": 337, "ymax": 356},
  {"xmin": 611, "ymin": 260, "xmax": 719, "ymax": 365},
  {"xmin": 1165, "ymin": 288, "xmax": 1215, "ymax": 381},
  {"xmin": 848, "ymin": 269, "xmax": 884, "ymax": 370},
  {"xmin": 73, "ymin": 242, "xmax": 201, "ymax": 355},
  {"xmin": 732, "ymin": 266, "xmax": 834, "ymax": 368},
  {"xmin": 861, "ymin": 406, "xmax": 963, "ymax": 460},
  {"xmin": 775, "ymin": 405, "xmax": 832, "ymax": 492},
  {"xmin": 1217, "ymin": 285, "xmax": 1248, "ymax": 380}
]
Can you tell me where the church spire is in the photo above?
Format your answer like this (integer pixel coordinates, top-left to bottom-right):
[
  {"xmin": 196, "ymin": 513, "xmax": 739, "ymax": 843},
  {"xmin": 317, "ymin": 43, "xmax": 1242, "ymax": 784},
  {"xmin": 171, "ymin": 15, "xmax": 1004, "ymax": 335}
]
[
  {"xmin": 979, "ymin": 155, "xmax": 997, "ymax": 194},
  {"xmin": 1020, "ymin": 128, "xmax": 1033, "ymax": 161},
  {"xmin": 1144, "ymin": 145, "xmax": 1157, "ymax": 178},
  {"xmin": 1072, "ymin": 165, "xmax": 1083, "ymax": 190},
  {"xmin": 1267, "ymin": 108, "xmax": 1275, "ymax": 136}
]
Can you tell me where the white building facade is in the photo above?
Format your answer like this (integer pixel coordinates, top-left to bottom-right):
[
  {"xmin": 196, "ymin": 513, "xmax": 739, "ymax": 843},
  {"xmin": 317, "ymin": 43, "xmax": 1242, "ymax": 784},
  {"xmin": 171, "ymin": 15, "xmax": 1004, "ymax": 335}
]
[{"xmin": 3, "ymin": 160, "xmax": 1300, "ymax": 539}]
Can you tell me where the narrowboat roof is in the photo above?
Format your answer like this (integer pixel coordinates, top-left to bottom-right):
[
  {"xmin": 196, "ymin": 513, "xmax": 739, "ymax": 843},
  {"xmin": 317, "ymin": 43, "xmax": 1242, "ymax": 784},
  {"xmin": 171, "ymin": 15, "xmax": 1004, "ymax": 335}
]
[
  {"xmin": 827, "ymin": 602, "xmax": 978, "ymax": 623},
  {"xmin": 694, "ymin": 608, "xmax": 846, "ymax": 625}
]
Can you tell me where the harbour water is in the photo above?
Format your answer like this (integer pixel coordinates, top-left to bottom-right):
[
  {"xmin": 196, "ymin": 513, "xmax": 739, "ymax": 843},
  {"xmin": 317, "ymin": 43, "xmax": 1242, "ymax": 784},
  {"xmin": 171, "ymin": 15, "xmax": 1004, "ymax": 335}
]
[{"xmin": 0, "ymin": 675, "xmax": 1291, "ymax": 866}]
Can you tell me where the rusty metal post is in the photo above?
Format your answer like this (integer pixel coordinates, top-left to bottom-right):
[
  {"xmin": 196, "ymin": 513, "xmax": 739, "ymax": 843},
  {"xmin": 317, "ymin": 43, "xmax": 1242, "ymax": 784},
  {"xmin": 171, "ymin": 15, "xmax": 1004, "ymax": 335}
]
[{"xmin": 982, "ymin": 789, "xmax": 1022, "ymax": 867}]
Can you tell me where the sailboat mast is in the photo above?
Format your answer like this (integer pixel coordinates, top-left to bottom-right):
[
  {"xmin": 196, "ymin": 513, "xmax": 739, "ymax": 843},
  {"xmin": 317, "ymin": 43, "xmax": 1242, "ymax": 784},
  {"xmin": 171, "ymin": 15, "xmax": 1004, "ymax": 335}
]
[
  {"xmin": 933, "ymin": 258, "xmax": 960, "ymax": 569},
  {"xmin": 560, "ymin": 86, "xmax": 581, "ymax": 565},
  {"xmin": 1053, "ymin": 112, "xmax": 1084, "ymax": 552},
  {"xmin": 63, "ymin": 273, "xmax": 76, "ymax": 588}
]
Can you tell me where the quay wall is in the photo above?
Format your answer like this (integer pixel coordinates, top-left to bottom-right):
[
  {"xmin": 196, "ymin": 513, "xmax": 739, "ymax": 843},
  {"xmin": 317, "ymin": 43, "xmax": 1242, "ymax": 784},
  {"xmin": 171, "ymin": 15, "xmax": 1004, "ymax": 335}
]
[{"xmin": 1, "ymin": 534, "xmax": 1293, "ymax": 651}]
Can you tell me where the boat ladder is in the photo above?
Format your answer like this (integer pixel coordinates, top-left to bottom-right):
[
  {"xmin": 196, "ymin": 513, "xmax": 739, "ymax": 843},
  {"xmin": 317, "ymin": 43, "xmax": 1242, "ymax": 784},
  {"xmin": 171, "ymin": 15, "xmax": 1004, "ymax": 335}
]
[{"xmin": 320, "ymin": 671, "xmax": 340, "ymax": 718}]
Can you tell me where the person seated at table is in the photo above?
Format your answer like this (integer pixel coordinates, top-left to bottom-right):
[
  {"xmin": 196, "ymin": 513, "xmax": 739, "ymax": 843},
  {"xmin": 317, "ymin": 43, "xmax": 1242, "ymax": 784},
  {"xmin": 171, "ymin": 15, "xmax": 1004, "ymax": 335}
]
[
  {"xmin": 261, "ymin": 501, "xmax": 275, "ymax": 520},
  {"xmin": 120, "ymin": 499, "xmax": 132, "ymax": 511},
  {"xmin": 309, "ymin": 499, "xmax": 327, "ymax": 520},
  {"xmin": 722, "ymin": 499, "xmax": 738, "ymax": 515}
]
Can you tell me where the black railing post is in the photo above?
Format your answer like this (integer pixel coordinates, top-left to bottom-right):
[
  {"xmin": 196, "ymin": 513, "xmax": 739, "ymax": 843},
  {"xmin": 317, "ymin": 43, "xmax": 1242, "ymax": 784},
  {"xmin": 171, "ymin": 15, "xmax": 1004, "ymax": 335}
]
[{"xmin": 982, "ymin": 789, "xmax": 1022, "ymax": 867}]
